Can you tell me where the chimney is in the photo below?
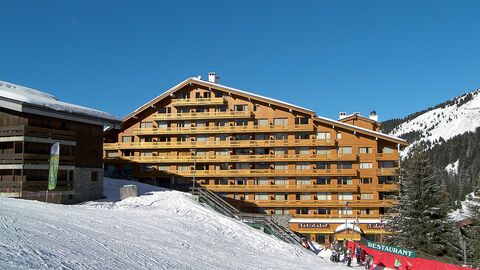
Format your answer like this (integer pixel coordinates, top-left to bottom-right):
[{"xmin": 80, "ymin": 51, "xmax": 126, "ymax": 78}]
[
  {"xmin": 369, "ymin": 110, "xmax": 378, "ymax": 122},
  {"xmin": 208, "ymin": 72, "xmax": 219, "ymax": 83},
  {"xmin": 339, "ymin": 112, "xmax": 347, "ymax": 119}
]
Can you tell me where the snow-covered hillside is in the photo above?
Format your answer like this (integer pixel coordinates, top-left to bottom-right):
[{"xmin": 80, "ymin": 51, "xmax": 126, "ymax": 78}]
[
  {"xmin": 0, "ymin": 178, "xmax": 348, "ymax": 270},
  {"xmin": 389, "ymin": 89, "xmax": 480, "ymax": 155}
]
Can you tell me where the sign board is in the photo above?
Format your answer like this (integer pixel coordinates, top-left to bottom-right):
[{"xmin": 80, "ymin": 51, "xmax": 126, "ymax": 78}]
[
  {"xmin": 367, "ymin": 224, "xmax": 383, "ymax": 229},
  {"xmin": 48, "ymin": 142, "xmax": 60, "ymax": 190},
  {"xmin": 366, "ymin": 241, "xmax": 416, "ymax": 258},
  {"xmin": 299, "ymin": 223, "xmax": 329, "ymax": 228}
]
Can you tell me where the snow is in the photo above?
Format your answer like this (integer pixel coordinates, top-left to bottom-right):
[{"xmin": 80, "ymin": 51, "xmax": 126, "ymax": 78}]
[
  {"xmin": 334, "ymin": 223, "xmax": 363, "ymax": 234},
  {"xmin": 445, "ymin": 160, "xmax": 460, "ymax": 175},
  {"xmin": 0, "ymin": 178, "xmax": 350, "ymax": 270},
  {"xmin": 450, "ymin": 191, "xmax": 480, "ymax": 221},
  {"xmin": 389, "ymin": 89, "xmax": 480, "ymax": 155},
  {"xmin": 0, "ymin": 80, "xmax": 121, "ymax": 122}
]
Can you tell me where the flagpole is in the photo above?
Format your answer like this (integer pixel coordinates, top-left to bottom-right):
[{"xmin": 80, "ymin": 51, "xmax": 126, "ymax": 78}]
[
  {"xmin": 46, "ymin": 189, "xmax": 48, "ymax": 203},
  {"xmin": 351, "ymin": 214, "xmax": 356, "ymax": 241}
]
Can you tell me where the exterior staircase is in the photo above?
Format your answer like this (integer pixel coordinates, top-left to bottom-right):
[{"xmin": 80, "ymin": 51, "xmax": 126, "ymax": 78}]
[{"xmin": 191, "ymin": 187, "xmax": 304, "ymax": 247}]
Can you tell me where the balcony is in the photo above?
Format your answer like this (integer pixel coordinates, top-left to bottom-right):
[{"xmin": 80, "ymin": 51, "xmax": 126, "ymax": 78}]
[
  {"xmin": 251, "ymin": 199, "xmax": 396, "ymax": 208},
  {"xmin": 204, "ymin": 184, "xmax": 359, "ymax": 192},
  {"xmin": 171, "ymin": 97, "xmax": 226, "ymax": 106},
  {"xmin": 376, "ymin": 168, "xmax": 396, "ymax": 176},
  {"xmin": 109, "ymin": 153, "xmax": 357, "ymax": 163},
  {"xmin": 377, "ymin": 183, "xmax": 399, "ymax": 192},
  {"xmin": 152, "ymin": 111, "xmax": 253, "ymax": 121},
  {"xmin": 0, "ymin": 125, "xmax": 75, "ymax": 141},
  {"xmin": 140, "ymin": 168, "xmax": 358, "ymax": 177},
  {"xmin": 376, "ymin": 153, "xmax": 400, "ymax": 161},
  {"xmin": 104, "ymin": 139, "xmax": 336, "ymax": 151},
  {"xmin": 134, "ymin": 124, "xmax": 313, "ymax": 135},
  {"xmin": 0, "ymin": 153, "xmax": 75, "ymax": 166}
]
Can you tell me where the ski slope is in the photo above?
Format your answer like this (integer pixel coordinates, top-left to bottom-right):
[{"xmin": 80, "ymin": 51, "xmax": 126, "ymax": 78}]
[
  {"xmin": 0, "ymin": 178, "xmax": 349, "ymax": 270},
  {"xmin": 389, "ymin": 89, "xmax": 480, "ymax": 154}
]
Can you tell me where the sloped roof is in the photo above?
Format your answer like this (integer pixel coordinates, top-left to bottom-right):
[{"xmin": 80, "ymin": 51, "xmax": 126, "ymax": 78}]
[
  {"xmin": 0, "ymin": 80, "xmax": 121, "ymax": 127},
  {"xmin": 122, "ymin": 76, "xmax": 406, "ymax": 145}
]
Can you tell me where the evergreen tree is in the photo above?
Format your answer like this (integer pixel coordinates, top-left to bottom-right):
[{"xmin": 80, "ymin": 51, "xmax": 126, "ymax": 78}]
[
  {"xmin": 386, "ymin": 146, "xmax": 457, "ymax": 257},
  {"xmin": 463, "ymin": 176, "xmax": 480, "ymax": 267}
]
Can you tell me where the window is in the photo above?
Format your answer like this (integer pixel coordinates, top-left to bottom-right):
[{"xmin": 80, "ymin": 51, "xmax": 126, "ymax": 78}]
[
  {"xmin": 274, "ymin": 133, "xmax": 287, "ymax": 140},
  {"xmin": 273, "ymin": 118, "xmax": 288, "ymax": 126},
  {"xmin": 338, "ymin": 146, "xmax": 352, "ymax": 154},
  {"xmin": 106, "ymin": 151, "xmax": 118, "ymax": 158},
  {"xmin": 255, "ymin": 119, "xmax": 269, "ymax": 126},
  {"xmin": 196, "ymin": 121, "xmax": 208, "ymax": 127},
  {"xmin": 338, "ymin": 192, "xmax": 353, "ymax": 200},
  {"xmin": 195, "ymin": 92, "xmax": 201, "ymax": 99},
  {"xmin": 196, "ymin": 150, "xmax": 209, "ymax": 156},
  {"xmin": 336, "ymin": 133, "xmax": 342, "ymax": 139},
  {"xmin": 274, "ymin": 208, "xmax": 287, "ymax": 214},
  {"xmin": 244, "ymin": 193, "xmax": 249, "ymax": 200},
  {"xmin": 317, "ymin": 192, "xmax": 332, "ymax": 200},
  {"xmin": 274, "ymin": 178, "xmax": 287, "ymax": 185},
  {"xmin": 296, "ymin": 207, "xmax": 309, "ymax": 215},
  {"xmin": 300, "ymin": 193, "xmax": 310, "ymax": 200},
  {"xmin": 296, "ymin": 162, "xmax": 310, "ymax": 170},
  {"xmin": 234, "ymin": 120, "xmax": 248, "ymax": 126},
  {"xmin": 295, "ymin": 117, "xmax": 309, "ymax": 125},
  {"xmin": 157, "ymin": 164, "xmax": 169, "ymax": 171},
  {"xmin": 215, "ymin": 106, "xmax": 228, "ymax": 112},
  {"xmin": 234, "ymin": 104, "xmax": 248, "ymax": 111},
  {"xmin": 234, "ymin": 178, "xmax": 247, "ymax": 185},
  {"xmin": 338, "ymin": 207, "xmax": 353, "ymax": 215},
  {"xmin": 140, "ymin": 137, "xmax": 152, "ymax": 143},
  {"xmin": 360, "ymin": 209, "xmax": 371, "ymax": 215},
  {"xmin": 236, "ymin": 163, "xmax": 249, "ymax": 170},
  {"xmin": 317, "ymin": 207, "xmax": 331, "ymax": 215},
  {"xmin": 214, "ymin": 120, "xmax": 227, "ymax": 127},
  {"xmin": 274, "ymin": 163, "xmax": 288, "ymax": 170},
  {"xmin": 379, "ymin": 161, "xmax": 395, "ymax": 169},
  {"xmin": 359, "ymin": 147, "xmax": 372, "ymax": 154},
  {"xmin": 317, "ymin": 177, "xmax": 331, "ymax": 185},
  {"xmin": 254, "ymin": 105, "xmax": 260, "ymax": 112},
  {"xmin": 196, "ymin": 107, "xmax": 205, "ymax": 113},
  {"xmin": 177, "ymin": 121, "xmax": 190, "ymax": 128},
  {"xmin": 316, "ymin": 132, "xmax": 331, "ymax": 140},
  {"xmin": 196, "ymin": 135, "xmax": 209, "ymax": 142},
  {"xmin": 140, "ymin": 151, "xmax": 152, "ymax": 157},
  {"xmin": 274, "ymin": 148, "xmax": 287, "ymax": 155},
  {"xmin": 255, "ymin": 178, "xmax": 269, "ymax": 185},
  {"xmin": 275, "ymin": 193, "xmax": 287, "ymax": 200},
  {"xmin": 142, "ymin": 164, "xmax": 153, "ymax": 172},
  {"xmin": 178, "ymin": 165, "xmax": 190, "ymax": 171},
  {"xmin": 360, "ymin": 162, "xmax": 373, "ymax": 169},
  {"xmin": 158, "ymin": 107, "xmax": 171, "ymax": 114},
  {"xmin": 179, "ymin": 107, "xmax": 190, "ymax": 113},
  {"xmin": 296, "ymin": 147, "xmax": 310, "ymax": 155},
  {"xmin": 215, "ymin": 150, "xmax": 228, "ymax": 156},
  {"xmin": 122, "ymin": 136, "xmax": 133, "ymax": 143},
  {"xmin": 316, "ymin": 162, "xmax": 331, "ymax": 170},
  {"xmin": 215, "ymin": 135, "xmax": 228, "ymax": 141},
  {"xmin": 337, "ymin": 162, "xmax": 352, "ymax": 169},
  {"xmin": 337, "ymin": 177, "xmax": 353, "ymax": 185},
  {"xmin": 255, "ymin": 193, "xmax": 269, "ymax": 200},
  {"xmin": 296, "ymin": 178, "xmax": 310, "ymax": 185},
  {"xmin": 295, "ymin": 133, "xmax": 309, "ymax": 140},
  {"xmin": 234, "ymin": 193, "xmax": 239, "ymax": 200},
  {"xmin": 90, "ymin": 171, "xmax": 98, "ymax": 182},
  {"xmin": 316, "ymin": 147, "xmax": 331, "ymax": 155},
  {"xmin": 215, "ymin": 92, "xmax": 225, "ymax": 98},
  {"xmin": 157, "ymin": 121, "xmax": 167, "ymax": 128},
  {"xmin": 361, "ymin": 193, "xmax": 373, "ymax": 200},
  {"xmin": 383, "ymin": 146, "xmax": 394, "ymax": 154},
  {"xmin": 254, "ymin": 134, "xmax": 268, "ymax": 140},
  {"xmin": 361, "ymin": 178, "xmax": 373, "ymax": 184}
]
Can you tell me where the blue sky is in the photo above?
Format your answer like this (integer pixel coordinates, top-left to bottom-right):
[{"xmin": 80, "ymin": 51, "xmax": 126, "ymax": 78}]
[{"xmin": 1, "ymin": 1, "xmax": 479, "ymax": 121}]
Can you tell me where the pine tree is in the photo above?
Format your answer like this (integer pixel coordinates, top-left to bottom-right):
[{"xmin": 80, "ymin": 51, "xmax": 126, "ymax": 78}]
[
  {"xmin": 463, "ymin": 176, "xmax": 480, "ymax": 267},
  {"xmin": 386, "ymin": 146, "xmax": 457, "ymax": 257}
]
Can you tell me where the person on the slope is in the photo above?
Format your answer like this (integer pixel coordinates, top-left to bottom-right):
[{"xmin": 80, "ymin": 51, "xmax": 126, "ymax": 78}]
[
  {"xmin": 355, "ymin": 245, "xmax": 362, "ymax": 265},
  {"xmin": 346, "ymin": 248, "xmax": 352, "ymax": 267}
]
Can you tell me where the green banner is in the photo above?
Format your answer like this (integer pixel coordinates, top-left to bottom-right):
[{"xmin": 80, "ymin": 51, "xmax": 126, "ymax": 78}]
[
  {"xmin": 48, "ymin": 142, "xmax": 60, "ymax": 190},
  {"xmin": 366, "ymin": 241, "xmax": 416, "ymax": 258}
]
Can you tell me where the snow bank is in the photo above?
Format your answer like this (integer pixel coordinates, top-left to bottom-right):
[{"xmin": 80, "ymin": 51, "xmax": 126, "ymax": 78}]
[
  {"xmin": 445, "ymin": 160, "xmax": 460, "ymax": 175},
  {"xmin": 0, "ymin": 178, "xmax": 349, "ymax": 270}
]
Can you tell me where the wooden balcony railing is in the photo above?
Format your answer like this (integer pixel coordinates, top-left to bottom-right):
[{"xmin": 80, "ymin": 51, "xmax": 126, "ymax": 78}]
[
  {"xmin": 138, "ymin": 168, "xmax": 359, "ymax": 177},
  {"xmin": 376, "ymin": 153, "xmax": 400, "ymax": 161},
  {"xmin": 153, "ymin": 111, "xmax": 253, "ymax": 120},
  {"xmin": 376, "ymin": 168, "xmax": 396, "ymax": 176},
  {"xmin": 203, "ymin": 184, "xmax": 359, "ymax": 192},
  {"xmin": 0, "ymin": 125, "xmax": 75, "ymax": 141},
  {"xmin": 171, "ymin": 97, "xmax": 226, "ymax": 106},
  {"xmin": 250, "ymin": 199, "xmax": 396, "ymax": 208},
  {"xmin": 133, "ymin": 124, "xmax": 313, "ymax": 135},
  {"xmin": 376, "ymin": 183, "xmax": 398, "ymax": 192},
  {"xmin": 104, "ymin": 139, "xmax": 336, "ymax": 150}
]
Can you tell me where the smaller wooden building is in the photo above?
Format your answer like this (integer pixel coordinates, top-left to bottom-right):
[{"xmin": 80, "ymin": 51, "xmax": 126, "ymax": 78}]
[{"xmin": 0, "ymin": 80, "xmax": 121, "ymax": 203}]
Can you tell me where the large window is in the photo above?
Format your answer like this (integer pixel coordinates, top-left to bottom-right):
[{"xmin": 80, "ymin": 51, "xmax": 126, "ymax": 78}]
[
  {"xmin": 274, "ymin": 193, "xmax": 287, "ymax": 200},
  {"xmin": 255, "ymin": 178, "xmax": 269, "ymax": 185},
  {"xmin": 296, "ymin": 147, "xmax": 310, "ymax": 155},
  {"xmin": 317, "ymin": 192, "xmax": 332, "ymax": 200},
  {"xmin": 255, "ymin": 119, "xmax": 269, "ymax": 126},
  {"xmin": 156, "ymin": 121, "xmax": 167, "ymax": 128},
  {"xmin": 274, "ymin": 178, "xmax": 288, "ymax": 185},
  {"xmin": 234, "ymin": 104, "xmax": 248, "ymax": 111},
  {"xmin": 274, "ymin": 163, "xmax": 288, "ymax": 170},
  {"xmin": 106, "ymin": 151, "xmax": 118, "ymax": 158},
  {"xmin": 360, "ymin": 162, "xmax": 373, "ymax": 169},
  {"xmin": 361, "ymin": 178, "xmax": 373, "ymax": 184},
  {"xmin": 296, "ymin": 178, "xmax": 310, "ymax": 185},
  {"xmin": 274, "ymin": 133, "xmax": 287, "ymax": 140},
  {"xmin": 295, "ymin": 117, "xmax": 309, "ymax": 125},
  {"xmin": 215, "ymin": 135, "xmax": 228, "ymax": 141},
  {"xmin": 140, "ymin": 122, "xmax": 153, "ymax": 128},
  {"xmin": 337, "ymin": 177, "xmax": 353, "ymax": 185},
  {"xmin": 316, "ymin": 147, "xmax": 331, "ymax": 155},
  {"xmin": 338, "ymin": 207, "xmax": 353, "ymax": 215},
  {"xmin": 196, "ymin": 135, "xmax": 209, "ymax": 142},
  {"xmin": 317, "ymin": 208, "xmax": 331, "ymax": 215},
  {"xmin": 316, "ymin": 132, "xmax": 331, "ymax": 140},
  {"xmin": 300, "ymin": 193, "xmax": 310, "ymax": 200},
  {"xmin": 273, "ymin": 118, "xmax": 288, "ymax": 126},
  {"xmin": 234, "ymin": 178, "xmax": 247, "ymax": 185},
  {"xmin": 317, "ymin": 162, "xmax": 331, "ymax": 170},
  {"xmin": 359, "ymin": 147, "xmax": 372, "ymax": 154},
  {"xmin": 254, "ymin": 193, "xmax": 269, "ymax": 200},
  {"xmin": 296, "ymin": 162, "xmax": 310, "ymax": 170},
  {"xmin": 338, "ymin": 192, "xmax": 353, "ymax": 200},
  {"xmin": 379, "ymin": 161, "xmax": 395, "ymax": 169},
  {"xmin": 337, "ymin": 162, "xmax": 352, "ymax": 169},
  {"xmin": 122, "ymin": 136, "xmax": 133, "ymax": 143},
  {"xmin": 317, "ymin": 177, "xmax": 331, "ymax": 185},
  {"xmin": 361, "ymin": 193, "xmax": 373, "ymax": 200},
  {"xmin": 295, "ymin": 133, "xmax": 309, "ymax": 140},
  {"xmin": 338, "ymin": 146, "xmax": 352, "ymax": 154},
  {"xmin": 274, "ymin": 148, "xmax": 287, "ymax": 155},
  {"xmin": 234, "ymin": 120, "xmax": 248, "ymax": 126},
  {"xmin": 383, "ymin": 146, "xmax": 394, "ymax": 153}
]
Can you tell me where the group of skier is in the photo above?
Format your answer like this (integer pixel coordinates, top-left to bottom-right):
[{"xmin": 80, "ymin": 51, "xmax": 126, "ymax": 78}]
[{"xmin": 329, "ymin": 241, "xmax": 376, "ymax": 269}]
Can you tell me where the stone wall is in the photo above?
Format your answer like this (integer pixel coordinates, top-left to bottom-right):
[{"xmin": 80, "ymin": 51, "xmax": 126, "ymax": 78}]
[{"xmin": 70, "ymin": 167, "xmax": 104, "ymax": 203}]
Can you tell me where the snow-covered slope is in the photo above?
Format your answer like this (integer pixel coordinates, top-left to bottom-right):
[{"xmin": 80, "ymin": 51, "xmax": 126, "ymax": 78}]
[
  {"xmin": 389, "ymin": 89, "xmax": 480, "ymax": 155},
  {"xmin": 0, "ymin": 178, "xmax": 348, "ymax": 270}
]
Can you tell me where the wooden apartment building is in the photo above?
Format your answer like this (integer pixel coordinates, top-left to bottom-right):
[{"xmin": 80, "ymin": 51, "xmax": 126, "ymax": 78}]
[
  {"xmin": 104, "ymin": 73, "xmax": 407, "ymax": 244},
  {"xmin": 0, "ymin": 80, "xmax": 121, "ymax": 203}
]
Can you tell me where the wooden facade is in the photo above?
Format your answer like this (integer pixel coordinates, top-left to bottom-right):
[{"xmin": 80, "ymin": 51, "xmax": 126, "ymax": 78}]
[
  {"xmin": 104, "ymin": 75, "xmax": 407, "ymax": 244},
  {"xmin": 0, "ymin": 80, "xmax": 121, "ymax": 203}
]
